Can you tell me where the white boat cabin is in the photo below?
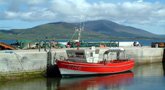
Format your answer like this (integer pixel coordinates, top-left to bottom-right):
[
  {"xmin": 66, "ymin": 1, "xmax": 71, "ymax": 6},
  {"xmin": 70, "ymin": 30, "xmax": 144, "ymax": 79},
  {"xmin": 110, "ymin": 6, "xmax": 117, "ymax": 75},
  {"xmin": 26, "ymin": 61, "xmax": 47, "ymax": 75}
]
[
  {"xmin": 66, "ymin": 49, "xmax": 100, "ymax": 63},
  {"xmin": 66, "ymin": 48, "xmax": 127, "ymax": 63}
]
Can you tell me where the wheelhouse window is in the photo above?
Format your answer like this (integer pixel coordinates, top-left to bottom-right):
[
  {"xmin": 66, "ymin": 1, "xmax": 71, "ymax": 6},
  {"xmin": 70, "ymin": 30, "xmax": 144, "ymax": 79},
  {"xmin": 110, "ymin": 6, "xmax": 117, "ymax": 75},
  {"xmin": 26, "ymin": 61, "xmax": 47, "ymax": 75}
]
[
  {"xmin": 68, "ymin": 52, "xmax": 74, "ymax": 57},
  {"xmin": 75, "ymin": 52, "xmax": 85, "ymax": 58}
]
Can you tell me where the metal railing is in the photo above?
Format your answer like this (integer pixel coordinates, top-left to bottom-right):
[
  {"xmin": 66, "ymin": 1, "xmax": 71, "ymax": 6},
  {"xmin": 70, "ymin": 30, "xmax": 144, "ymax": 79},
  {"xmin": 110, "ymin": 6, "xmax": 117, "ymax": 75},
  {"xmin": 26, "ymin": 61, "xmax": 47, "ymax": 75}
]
[
  {"xmin": 110, "ymin": 40, "xmax": 119, "ymax": 47},
  {"xmin": 38, "ymin": 40, "xmax": 52, "ymax": 52}
]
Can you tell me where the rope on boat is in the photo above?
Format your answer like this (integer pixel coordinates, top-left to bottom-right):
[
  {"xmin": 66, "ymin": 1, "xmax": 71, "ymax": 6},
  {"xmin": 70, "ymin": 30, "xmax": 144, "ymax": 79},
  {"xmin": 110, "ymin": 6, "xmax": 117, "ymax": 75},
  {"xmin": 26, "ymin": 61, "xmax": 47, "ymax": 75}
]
[{"xmin": 68, "ymin": 28, "xmax": 78, "ymax": 42}]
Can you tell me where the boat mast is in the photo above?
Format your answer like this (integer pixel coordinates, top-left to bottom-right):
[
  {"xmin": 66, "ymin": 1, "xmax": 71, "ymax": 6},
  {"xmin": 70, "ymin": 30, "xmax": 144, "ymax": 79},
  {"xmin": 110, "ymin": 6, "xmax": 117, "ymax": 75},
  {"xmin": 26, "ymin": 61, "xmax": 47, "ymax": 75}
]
[
  {"xmin": 77, "ymin": 22, "xmax": 84, "ymax": 41},
  {"xmin": 76, "ymin": 22, "xmax": 84, "ymax": 50}
]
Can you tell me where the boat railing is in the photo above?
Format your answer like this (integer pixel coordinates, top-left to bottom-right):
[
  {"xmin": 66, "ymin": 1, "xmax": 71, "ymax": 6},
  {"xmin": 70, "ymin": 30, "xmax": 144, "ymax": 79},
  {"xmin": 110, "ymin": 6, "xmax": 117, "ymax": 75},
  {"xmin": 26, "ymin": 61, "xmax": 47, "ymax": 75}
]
[
  {"xmin": 98, "ymin": 59, "xmax": 130, "ymax": 64},
  {"xmin": 110, "ymin": 59, "xmax": 130, "ymax": 63},
  {"xmin": 67, "ymin": 57, "xmax": 87, "ymax": 63}
]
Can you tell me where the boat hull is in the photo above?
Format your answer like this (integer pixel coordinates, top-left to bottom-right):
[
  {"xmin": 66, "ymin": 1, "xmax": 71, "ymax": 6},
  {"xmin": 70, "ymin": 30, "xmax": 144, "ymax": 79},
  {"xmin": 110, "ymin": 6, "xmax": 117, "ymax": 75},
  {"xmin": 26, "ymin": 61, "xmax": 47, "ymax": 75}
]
[{"xmin": 56, "ymin": 60, "xmax": 134, "ymax": 77}]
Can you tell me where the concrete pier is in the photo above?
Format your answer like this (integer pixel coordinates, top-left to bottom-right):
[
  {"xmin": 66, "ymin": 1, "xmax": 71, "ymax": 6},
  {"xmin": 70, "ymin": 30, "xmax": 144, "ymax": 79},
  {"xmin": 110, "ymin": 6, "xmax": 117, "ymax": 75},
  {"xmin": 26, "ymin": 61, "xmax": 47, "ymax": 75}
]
[
  {"xmin": 0, "ymin": 50, "xmax": 47, "ymax": 80},
  {"xmin": 124, "ymin": 47, "xmax": 164, "ymax": 65},
  {"xmin": 0, "ymin": 47, "xmax": 164, "ymax": 80}
]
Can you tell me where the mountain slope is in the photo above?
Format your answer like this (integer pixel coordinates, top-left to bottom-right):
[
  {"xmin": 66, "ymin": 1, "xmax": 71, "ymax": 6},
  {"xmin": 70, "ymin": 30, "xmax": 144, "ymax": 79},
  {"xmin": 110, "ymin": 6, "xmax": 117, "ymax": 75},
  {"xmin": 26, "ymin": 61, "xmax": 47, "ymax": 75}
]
[
  {"xmin": 0, "ymin": 22, "xmax": 110, "ymax": 39},
  {"xmin": 81, "ymin": 20, "xmax": 157, "ymax": 38},
  {"xmin": 0, "ymin": 20, "xmax": 164, "ymax": 39}
]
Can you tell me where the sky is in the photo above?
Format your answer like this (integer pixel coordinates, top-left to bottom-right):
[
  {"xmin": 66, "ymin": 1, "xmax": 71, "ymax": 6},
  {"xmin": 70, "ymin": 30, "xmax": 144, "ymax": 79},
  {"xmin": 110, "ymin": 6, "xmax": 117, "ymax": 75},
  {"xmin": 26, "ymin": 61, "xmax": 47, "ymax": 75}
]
[{"xmin": 0, "ymin": 0, "xmax": 165, "ymax": 35}]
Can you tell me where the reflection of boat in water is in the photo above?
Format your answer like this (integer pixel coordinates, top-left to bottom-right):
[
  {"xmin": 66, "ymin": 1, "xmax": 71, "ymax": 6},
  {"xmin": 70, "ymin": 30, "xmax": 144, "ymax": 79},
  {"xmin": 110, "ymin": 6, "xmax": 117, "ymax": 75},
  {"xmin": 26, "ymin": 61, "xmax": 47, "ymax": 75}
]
[
  {"xmin": 56, "ymin": 71, "xmax": 134, "ymax": 90},
  {"xmin": 56, "ymin": 47, "xmax": 134, "ymax": 77}
]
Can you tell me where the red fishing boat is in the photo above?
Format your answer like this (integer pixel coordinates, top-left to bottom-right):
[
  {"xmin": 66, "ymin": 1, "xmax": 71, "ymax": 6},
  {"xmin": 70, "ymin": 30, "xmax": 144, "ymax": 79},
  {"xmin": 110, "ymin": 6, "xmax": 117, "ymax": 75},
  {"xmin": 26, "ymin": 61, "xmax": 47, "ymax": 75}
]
[{"xmin": 56, "ymin": 46, "xmax": 134, "ymax": 77}]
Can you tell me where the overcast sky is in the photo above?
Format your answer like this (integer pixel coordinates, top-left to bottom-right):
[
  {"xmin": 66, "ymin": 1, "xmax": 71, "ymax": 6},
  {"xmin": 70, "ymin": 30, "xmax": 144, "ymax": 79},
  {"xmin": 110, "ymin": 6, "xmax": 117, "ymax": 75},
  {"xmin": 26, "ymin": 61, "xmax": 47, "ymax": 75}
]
[{"xmin": 0, "ymin": 0, "xmax": 165, "ymax": 35}]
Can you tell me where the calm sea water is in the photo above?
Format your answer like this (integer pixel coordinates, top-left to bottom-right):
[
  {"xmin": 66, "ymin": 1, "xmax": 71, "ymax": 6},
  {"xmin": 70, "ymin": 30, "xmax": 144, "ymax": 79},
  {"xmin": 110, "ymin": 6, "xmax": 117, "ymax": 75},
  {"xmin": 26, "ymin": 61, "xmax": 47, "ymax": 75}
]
[
  {"xmin": 0, "ymin": 63, "xmax": 165, "ymax": 90},
  {"xmin": 0, "ymin": 39, "xmax": 165, "ymax": 46}
]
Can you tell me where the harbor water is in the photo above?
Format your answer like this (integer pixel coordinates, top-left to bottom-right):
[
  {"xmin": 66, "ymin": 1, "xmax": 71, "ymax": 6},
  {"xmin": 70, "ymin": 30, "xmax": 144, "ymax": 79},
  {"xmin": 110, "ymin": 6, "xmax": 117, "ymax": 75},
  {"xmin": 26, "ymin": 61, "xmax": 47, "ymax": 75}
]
[
  {"xmin": 0, "ymin": 63, "xmax": 165, "ymax": 90},
  {"xmin": 0, "ymin": 39, "xmax": 165, "ymax": 46}
]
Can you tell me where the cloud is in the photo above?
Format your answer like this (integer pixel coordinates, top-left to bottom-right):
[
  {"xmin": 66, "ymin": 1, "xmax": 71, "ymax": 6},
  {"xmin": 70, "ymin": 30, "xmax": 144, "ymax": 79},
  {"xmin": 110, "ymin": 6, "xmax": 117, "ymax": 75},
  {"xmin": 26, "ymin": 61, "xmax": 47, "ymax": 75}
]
[
  {"xmin": 26, "ymin": 0, "xmax": 47, "ymax": 5},
  {"xmin": 137, "ymin": 0, "xmax": 143, "ymax": 3},
  {"xmin": 0, "ymin": 0, "xmax": 165, "ymax": 25},
  {"xmin": 0, "ymin": 0, "xmax": 6, "ymax": 5}
]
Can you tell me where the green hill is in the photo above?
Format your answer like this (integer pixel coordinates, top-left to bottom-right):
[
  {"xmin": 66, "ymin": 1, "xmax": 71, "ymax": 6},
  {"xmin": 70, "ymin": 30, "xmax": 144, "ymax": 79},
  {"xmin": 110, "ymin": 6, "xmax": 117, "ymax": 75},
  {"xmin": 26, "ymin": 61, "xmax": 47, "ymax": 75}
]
[
  {"xmin": 0, "ymin": 20, "xmax": 164, "ymax": 40},
  {"xmin": 78, "ymin": 20, "xmax": 158, "ymax": 38}
]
